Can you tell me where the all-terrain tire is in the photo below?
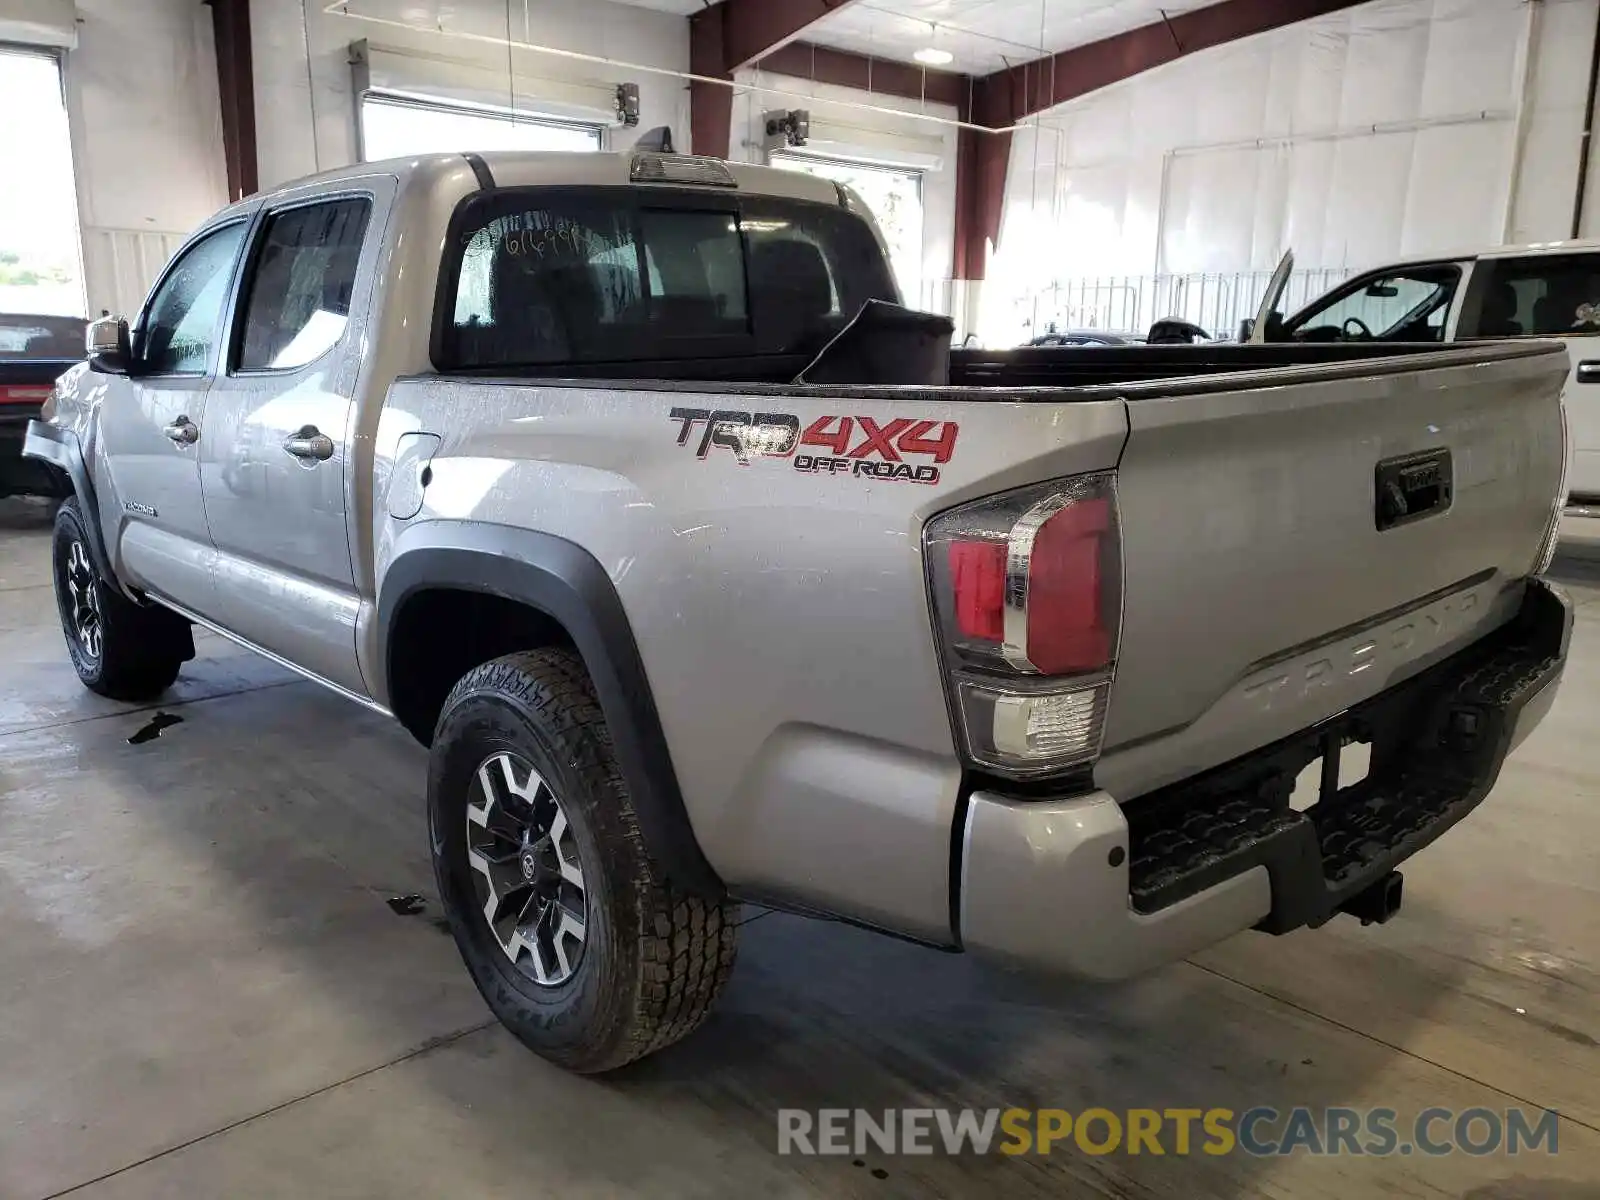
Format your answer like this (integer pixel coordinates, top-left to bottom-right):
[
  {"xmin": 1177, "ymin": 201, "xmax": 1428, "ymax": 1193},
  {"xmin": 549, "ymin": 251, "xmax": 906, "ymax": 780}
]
[
  {"xmin": 51, "ymin": 497, "xmax": 193, "ymax": 700},
  {"xmin": 429, "ymin": 647, "xmax": 738, "ymax": 1073}
]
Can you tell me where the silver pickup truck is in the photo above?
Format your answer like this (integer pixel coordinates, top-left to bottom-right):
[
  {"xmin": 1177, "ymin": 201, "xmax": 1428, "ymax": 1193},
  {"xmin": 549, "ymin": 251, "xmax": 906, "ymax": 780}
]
[{"xmin": 25, "ymin": 150, "xmax": 1573, "ymax": 1074}]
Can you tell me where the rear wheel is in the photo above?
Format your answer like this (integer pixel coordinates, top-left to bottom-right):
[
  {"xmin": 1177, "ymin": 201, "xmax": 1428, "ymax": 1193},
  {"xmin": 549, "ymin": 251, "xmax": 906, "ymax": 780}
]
[
  {"xmin": 51, "ymin": 497, "xmax": 193, "ymax": 700},
  {"xmin": 429, "ymin": 648, "xmax": 738, "ymax": 1073}
]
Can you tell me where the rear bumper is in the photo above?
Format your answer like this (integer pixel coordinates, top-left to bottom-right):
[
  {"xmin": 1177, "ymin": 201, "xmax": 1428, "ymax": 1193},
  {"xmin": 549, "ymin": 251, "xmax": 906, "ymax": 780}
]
[{"xmin": 958, "ymin": 578, "xmax": 1571, "ymax": 981}]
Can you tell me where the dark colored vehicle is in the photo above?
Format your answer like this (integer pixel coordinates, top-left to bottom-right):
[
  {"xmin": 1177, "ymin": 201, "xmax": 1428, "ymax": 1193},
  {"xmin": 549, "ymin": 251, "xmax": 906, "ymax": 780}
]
[
  {"xmin": 1027, "ymin": 328, "xmax": 1144, "ymax": 348},
  {"xmin": 1, "ymin": 313, "xmax": 83, "ymax": 498}
]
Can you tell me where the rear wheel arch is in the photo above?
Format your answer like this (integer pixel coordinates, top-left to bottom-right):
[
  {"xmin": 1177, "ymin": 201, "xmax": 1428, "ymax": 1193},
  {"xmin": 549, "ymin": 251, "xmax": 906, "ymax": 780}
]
[{"xmin": 377, "ymin": 528, "xmax": 723, "ymax": 899}]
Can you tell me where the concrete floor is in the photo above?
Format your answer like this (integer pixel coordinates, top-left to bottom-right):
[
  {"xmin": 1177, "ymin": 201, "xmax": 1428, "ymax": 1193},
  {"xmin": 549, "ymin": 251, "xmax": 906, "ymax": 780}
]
[{"xmin": 0, "ymin": 498, "xmax": 1597, "ymax": 1200}]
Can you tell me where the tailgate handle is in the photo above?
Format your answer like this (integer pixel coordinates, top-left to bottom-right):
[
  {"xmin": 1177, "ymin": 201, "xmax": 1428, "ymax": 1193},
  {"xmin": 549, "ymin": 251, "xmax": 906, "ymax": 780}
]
[
  {"xmin": 1375, "ymin": 449, "xmax": 1452, "ymax": 531},
  {"xmin": 1577, "ymin": 360, "xmax": 1600, "ymax": 385}
]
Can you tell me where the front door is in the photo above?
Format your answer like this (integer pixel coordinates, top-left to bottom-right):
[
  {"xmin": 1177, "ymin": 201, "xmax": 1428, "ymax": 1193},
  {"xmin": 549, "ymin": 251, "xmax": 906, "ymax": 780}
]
[
  {"xmin": 97, "ymin": 219, "xmax": 250, "ymax": 609},
  {"xmin": 197, "ymin": 188, "xmax": 383, "ymax": 695}
]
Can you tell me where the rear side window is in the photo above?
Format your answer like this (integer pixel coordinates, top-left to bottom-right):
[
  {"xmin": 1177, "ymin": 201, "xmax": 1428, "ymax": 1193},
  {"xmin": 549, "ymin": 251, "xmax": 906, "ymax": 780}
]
[
  {"xmin": 236, "ymin": 197, "xmax": 370, "ymax": 371},
  {"xmin": 438, "ymin": 189, "xmax": 894, "ymax": 369},
  {"xmin": 1460, "ymin": 253, "xmax": 1600, "ymax": 338}
]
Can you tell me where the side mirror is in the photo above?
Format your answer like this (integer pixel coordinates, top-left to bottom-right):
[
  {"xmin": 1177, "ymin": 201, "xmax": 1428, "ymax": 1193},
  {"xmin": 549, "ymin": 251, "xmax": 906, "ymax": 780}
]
[{"xmin": 87, "ymin": 316, "xmax": 133, "ymax": 375}]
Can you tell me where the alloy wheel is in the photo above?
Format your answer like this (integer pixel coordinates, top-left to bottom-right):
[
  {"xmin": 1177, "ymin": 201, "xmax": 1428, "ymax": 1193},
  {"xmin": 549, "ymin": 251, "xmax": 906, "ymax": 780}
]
[
  {"xmin": 465, "ymin": 751, "xmax": 588, "ymax": 986},
  {"xmin": 63, "ymin": 539, "xmax": 103, "ymax": 661}
]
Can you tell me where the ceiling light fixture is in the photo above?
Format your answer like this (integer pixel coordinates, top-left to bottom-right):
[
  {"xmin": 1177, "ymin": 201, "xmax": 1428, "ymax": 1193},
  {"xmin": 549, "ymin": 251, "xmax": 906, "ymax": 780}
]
[{"xmin": 914, "ymin": 47, "xmax": 954, "ymax": 66}]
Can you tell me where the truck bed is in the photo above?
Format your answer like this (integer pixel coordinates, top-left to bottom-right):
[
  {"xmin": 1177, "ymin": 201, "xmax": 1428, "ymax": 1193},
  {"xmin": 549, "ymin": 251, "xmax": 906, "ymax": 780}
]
[
  {"xmin": 437, "ymin": 334, "xmax": 1553, "ymax": 394},
  {"xmin": 946, "ymin": 339, "xmax": 1541, "ymax": 388}
]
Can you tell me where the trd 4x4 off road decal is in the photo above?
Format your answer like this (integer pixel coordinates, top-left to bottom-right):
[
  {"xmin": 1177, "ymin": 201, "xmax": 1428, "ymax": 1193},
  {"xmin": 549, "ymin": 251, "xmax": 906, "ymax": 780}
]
[{"xmin": 669, "ymin": 408, "xmax": 959, "ymax": 485}]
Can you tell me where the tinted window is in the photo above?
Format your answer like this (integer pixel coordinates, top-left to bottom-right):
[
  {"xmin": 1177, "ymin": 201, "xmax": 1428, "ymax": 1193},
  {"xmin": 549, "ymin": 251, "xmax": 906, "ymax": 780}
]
[
  {"xmin": 1285, "ymin": 267, "xmax": 1459, "ymax": 343},
  {"xmin": 237, "ymin": 198, "xmax": 370, "ymax": 371},
  {"xmin": 440, "ymin": 190, "xmax": 895, "ymax": 369},
  {"xmin": 1461, "ymin": 253, "xmax": 1600, "ymax": 338},
  {"xmin": 141, "ymin": 223, "xmax": 246, "ymax": 373}
]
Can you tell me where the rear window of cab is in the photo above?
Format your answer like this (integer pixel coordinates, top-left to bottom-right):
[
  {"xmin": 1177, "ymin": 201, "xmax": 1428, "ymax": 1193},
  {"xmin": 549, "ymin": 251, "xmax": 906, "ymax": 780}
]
[{"xmin": 433, "ymin": 187, "xmax": 897, "ymax": 370}]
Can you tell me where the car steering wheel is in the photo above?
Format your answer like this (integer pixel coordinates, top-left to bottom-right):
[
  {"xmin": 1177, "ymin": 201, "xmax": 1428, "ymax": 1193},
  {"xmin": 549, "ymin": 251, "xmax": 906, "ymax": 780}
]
[{"xmin": 1342, "ymin": 316, "xmax": 1374, "ymax": 341}]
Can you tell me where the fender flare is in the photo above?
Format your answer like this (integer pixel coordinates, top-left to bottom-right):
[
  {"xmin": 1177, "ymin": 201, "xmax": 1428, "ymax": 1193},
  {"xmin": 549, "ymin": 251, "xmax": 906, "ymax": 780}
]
[
  {"xmin": 376, "ymin": 524, "xmax": 724, "ymax": 899},
  {"xmin": 23, "ymin": 420, "xmax": 116, "ymax": 581}
]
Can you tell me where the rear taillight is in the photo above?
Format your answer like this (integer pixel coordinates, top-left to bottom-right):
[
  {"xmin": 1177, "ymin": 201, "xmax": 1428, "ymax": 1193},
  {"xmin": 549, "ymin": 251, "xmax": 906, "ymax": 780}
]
[
  {"xmin": 0, "ymin": 386, "xmax": 51, "ymax": 406},
  {"xmin": 925, "ymin": 473, "xmax": 1121, "ymax": 778}
]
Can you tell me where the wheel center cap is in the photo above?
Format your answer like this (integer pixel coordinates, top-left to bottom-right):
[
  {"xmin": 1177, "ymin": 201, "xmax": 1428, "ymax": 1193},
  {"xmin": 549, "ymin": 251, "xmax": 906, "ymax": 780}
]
[{"xmin": 520, "ymin": 851, "xmax": 539, "ymax": 882}]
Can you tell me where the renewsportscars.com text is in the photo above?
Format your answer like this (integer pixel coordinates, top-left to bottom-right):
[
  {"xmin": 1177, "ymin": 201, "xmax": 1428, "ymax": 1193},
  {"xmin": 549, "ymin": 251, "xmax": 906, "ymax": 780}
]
[{"xmin": 777, "ymin": 1106, "xmax": 1560, "ymax": 1158}]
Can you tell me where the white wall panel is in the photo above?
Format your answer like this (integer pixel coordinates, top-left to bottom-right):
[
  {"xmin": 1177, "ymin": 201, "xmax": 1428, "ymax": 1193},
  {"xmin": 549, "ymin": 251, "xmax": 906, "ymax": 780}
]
[
  {"xmin": 79, "ymin": 228, "xmax": 187, "ymax": 320},
  {"xmin": 1511, "ymin": 0, "xmax": 1599, "ymax": 241},
  {"xmin": 1281, "ymin": 140, "xmax": 1336, "ymax": 265},
  {"xmin": 1322, "ymin": 131, "xmax": 1415, "ymax": 265},
  {"xmin": 251, "ymin": 0, "xmax": 691, "ymax": 190},
  {"xmin": 1403, "ymin": 120, "xmax": 1514, "ymax": 252},
  {"xmin": 65, "ymin": 0, "xmax": 228, "ymax": 315},
  {"xmin": 982, "ymin": 0, "xmax": 1583, "ymax": 344},
  {"xmin": 0, "ymin": 0, "xmax": 76, "ymax": 48}
]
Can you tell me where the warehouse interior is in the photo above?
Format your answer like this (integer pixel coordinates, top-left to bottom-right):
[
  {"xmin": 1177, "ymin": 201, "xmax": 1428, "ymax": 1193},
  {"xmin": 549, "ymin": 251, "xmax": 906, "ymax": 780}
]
[{"xmin": 1, "ymin": 0, "xmax": 1598, "ymax": 1195}]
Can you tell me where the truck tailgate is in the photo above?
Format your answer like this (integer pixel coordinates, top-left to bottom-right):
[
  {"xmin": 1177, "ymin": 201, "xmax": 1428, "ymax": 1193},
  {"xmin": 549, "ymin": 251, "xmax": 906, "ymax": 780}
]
[{"xmin": 1097, "ymin": 341, "xmax": 1568, "ymax": 801}]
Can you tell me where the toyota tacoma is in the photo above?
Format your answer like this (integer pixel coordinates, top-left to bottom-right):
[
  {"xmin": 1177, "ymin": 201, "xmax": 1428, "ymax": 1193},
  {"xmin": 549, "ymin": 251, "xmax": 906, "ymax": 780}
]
[{"xmin": 25, "ymin": 150, "xmax": 1572, "ymax": 1073}]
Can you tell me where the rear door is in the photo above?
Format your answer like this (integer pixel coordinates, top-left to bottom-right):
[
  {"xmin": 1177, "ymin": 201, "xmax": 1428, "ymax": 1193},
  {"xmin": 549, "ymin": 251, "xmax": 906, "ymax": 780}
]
[
  {"xmin": 198, "ymin": 183, "xmax": 387, "ymax": 696},
  {"xmin": 1456, "ymin": 250, "xmax": 1600, "ymax": 498}
]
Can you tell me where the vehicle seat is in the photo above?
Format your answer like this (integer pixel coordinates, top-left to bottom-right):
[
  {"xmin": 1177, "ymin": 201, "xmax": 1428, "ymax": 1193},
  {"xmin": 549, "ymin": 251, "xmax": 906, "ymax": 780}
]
[
  {"xmin": 1533, "ymin": 294, "xmax": 1571, "ymax": 335},
  {"xmin": 748, "ymin": 238, "xmax": 835, "ymax": 350},
  {"xmin": 484, "ymin": 247, "xmax": 602, "ymax": 362},
  {"xmin": 1477, "ymin": 282, "xmax": 1523, "ymax": 337}
]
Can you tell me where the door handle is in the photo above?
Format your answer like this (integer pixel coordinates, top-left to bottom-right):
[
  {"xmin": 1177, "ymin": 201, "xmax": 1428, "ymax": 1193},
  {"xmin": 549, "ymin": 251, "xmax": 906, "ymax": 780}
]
[
  {"xmin": 283, "ymin": 425, "xmax": 335, "ymax": 462},
  {"xmin": 1577, "ymin": 360, "xmax": 1600, "ymax": 385},
  {"xmin": 162, "ymin": 417, "xmax": 198, "ymax": 445}
]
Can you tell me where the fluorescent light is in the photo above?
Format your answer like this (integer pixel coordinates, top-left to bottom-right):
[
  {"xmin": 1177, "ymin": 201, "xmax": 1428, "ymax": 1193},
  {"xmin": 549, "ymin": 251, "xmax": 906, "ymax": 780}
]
[{"xmin": 914, "ymin": 47, "xmax": 954, "ymax": 66}]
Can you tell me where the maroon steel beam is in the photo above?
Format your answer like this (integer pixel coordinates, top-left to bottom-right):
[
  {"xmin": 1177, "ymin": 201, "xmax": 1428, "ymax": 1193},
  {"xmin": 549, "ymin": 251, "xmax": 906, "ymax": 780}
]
[
  {"xmin": 953, "ymin": 125, "xmax": 1010, "ymax": 282},
  {"xmin": 688, "ymin": 3, "xmax": 735, "ymax": 159},
  {"xmin": 754, "ymin": 41, "xmax": 968, "ymax": 109},
  {"xmin": 689, "ymin": 0, "xmax": 869, "ymax": 156},
  {"xmin": 719, "ymin": 0, "xmax": 862, "ymax": 72},
  {"xmin": 206, "ymin": 0, "xmax": 259, "ymax": 201}
]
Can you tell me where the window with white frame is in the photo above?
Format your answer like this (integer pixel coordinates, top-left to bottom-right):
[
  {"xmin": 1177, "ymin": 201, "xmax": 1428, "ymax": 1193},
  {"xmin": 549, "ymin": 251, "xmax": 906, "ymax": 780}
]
[
  {"xmin": 359, "ymin": 93, "xmax": 603, "ymax": 161},
  {"xmin": 0, "ymin": 47, "xmax": 82, "ymax": 318},
  {"xmin": 769, "ymin": 152, "xmax": 923, "ymax": 306}
]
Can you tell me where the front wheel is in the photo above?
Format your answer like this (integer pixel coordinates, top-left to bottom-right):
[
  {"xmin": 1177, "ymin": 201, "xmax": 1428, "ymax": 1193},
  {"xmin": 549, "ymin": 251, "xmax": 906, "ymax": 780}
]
[
  {"xmin": 429, "ymin": 648, "xmax": 738, "ymax": 1073},
  {"xmin": 52, "ymin": 497, "xmax": 193, "ymax": 700}
]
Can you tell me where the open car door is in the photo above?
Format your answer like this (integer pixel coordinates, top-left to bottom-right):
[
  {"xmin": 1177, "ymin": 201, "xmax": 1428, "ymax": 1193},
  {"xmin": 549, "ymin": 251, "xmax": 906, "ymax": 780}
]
[{"xmin": 1248, "ymin": 250, "xmax": 1294, "ymax": 345}]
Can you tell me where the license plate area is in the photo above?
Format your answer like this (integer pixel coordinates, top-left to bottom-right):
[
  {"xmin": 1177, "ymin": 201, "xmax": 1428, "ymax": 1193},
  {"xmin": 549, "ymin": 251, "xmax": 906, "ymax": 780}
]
[
  {"xmin": 1376, "ymin": 448, "xmax": 1453, "ymax": 531},
  {"xmin": 1289, "ymin": 737, "xmax": 1372, "ymax": 812}
]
